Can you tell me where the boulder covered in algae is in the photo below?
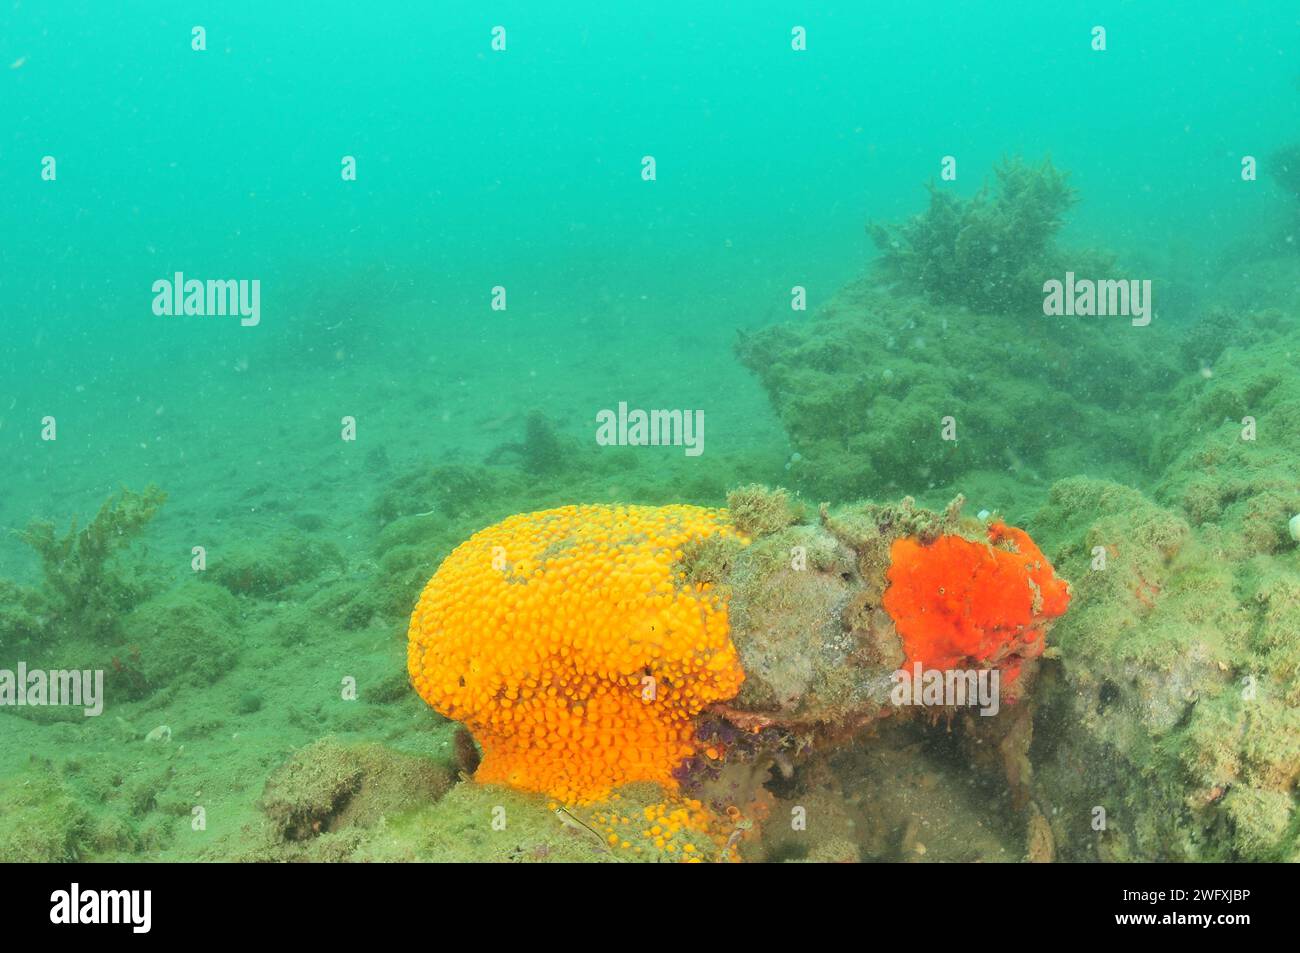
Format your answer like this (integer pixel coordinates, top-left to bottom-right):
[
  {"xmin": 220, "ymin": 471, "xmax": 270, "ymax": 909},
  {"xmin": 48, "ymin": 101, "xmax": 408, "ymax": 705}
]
[
  {"xmin": 684, "ymin": 486, "xmax": 953, "ymax": 730},
  {"xmin": 258, "ymin": 736, "xmax": 455, "ymax": 843},
  {"xmin": 1017, "ymin": 294, "xmax": 1300, "ymax": 862},
  {"xmin": 735, "ymin": 277, "xmax": 1177, "ymax": 505},
  {"xmin": 676, "ymin": 483, "xmax": 1060, "ymax": 824},
  {"xmin": 1029, "ymin": 463, "xmax": 1300, "ymax": 858}
]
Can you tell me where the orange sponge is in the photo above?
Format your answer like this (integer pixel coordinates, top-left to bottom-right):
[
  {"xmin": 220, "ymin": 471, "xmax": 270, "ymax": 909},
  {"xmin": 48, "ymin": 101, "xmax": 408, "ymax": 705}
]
[
  {"xmin": 882, "ymin": 520, "xmax": 1070, "ymax": 690},
  {"xmin": 407, "ymin": 504, "xmax": 745, "ymax": 804}
]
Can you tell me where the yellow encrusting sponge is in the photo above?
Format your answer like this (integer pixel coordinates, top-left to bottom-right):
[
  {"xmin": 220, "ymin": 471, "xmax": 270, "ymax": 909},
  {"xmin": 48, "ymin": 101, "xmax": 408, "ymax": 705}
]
[{"xmin": 407, "ymin": 504, "xmax": 746, "ymax": 804}]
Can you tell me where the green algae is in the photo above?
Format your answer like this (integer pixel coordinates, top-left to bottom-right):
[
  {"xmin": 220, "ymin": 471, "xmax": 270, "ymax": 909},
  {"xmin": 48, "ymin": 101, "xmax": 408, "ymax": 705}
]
[
  {"xmin": 119, "ymin": 582, "xmax": 242, "ymax": 699},
  {"xmin": 210, "ymin": 531, "xmax": 346, "ymax": 598},
  {"xmin": 725, "ymin": 483, "xmax": 804, "ymax": 537},
  {"xmin": 0, "ymin": 769, "xmax": 90, "ymax": 862},
  {"xmin": 870, "ymin": 156, "xmax": 1080, "ymax": 313},
  {"xmin": 0, "ymin": 579, "xmax": 45, "ymax": 654},
  {"xmin": 484, "ymin": 410, "xmax": 575, "ymax": 476},
  {"xmin": 15, "ymin": 484, "xmax": 167, "ymax": 644}
]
